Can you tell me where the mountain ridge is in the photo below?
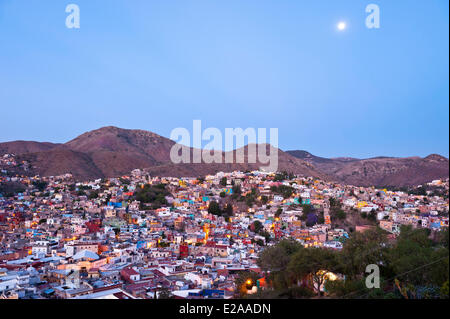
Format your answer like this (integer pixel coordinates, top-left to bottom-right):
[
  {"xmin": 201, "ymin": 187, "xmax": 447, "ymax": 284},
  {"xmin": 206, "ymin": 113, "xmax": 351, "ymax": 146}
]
[
  {"xmin": 2, "ymin": 127, "xmax": 325, "ymax": 181},
  {"xmin": 1, "ymin": 127, "xmax": 448, "ymax": 186},
  {"xmin": 287, "ymin": 150, "xmax": 449, "ymax": 187}
]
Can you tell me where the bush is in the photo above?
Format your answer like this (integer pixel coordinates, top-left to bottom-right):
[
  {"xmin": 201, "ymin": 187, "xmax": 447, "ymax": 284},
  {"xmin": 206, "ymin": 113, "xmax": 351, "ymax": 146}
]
[
  {"xmin": 208, "ymin": 201, "xmax": 221, "ymax": 215},
  {"xmin": 32, "ymin": 181, "xmax": 48, "ymax": 192},
  {"xmin": 134, "ymin": 184, "xmax": 169, "ymax": 208},
  {"xmin": 285, "ymin": 286, "xmax": 315, "ymax": 298},
  {"xmin": 261, "ymin": 195, "xmax": 268, "ymax": 204},
  {"xmin": 336, "ymin": 210, "xmax": 347, "ymax": 220}
]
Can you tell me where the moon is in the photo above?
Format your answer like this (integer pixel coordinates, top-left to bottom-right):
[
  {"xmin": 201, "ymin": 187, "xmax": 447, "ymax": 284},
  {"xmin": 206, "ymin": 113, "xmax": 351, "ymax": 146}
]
[{"xmin": 337, "ymin": 22, "xmax": 347, "ymax": 31}]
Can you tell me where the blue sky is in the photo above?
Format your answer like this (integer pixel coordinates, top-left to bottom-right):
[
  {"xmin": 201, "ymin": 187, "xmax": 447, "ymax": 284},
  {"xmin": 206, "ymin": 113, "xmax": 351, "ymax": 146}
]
[{"xmin": 0, "ymin": 0, "xmax": 448, "ymax": 158}]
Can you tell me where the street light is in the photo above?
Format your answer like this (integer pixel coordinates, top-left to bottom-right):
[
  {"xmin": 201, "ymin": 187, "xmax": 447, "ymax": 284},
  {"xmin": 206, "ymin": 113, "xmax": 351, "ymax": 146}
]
[{"xmin": 245, "ymin": 279, "xmax": 253, "ymax": 291}]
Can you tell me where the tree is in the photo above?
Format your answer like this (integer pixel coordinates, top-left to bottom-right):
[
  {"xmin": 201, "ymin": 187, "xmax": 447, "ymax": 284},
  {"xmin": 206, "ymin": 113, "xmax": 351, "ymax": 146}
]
[
  {"xmin": 157, "ymin": 287, "xmax": 174, "ymax": 299},
  {"xmin": 258, "ymin": 240, "xmax": 303, "ymax": 272},
  {"xmin": 208, "ymin": 201, "xmax": 221, "ymax": 216},
  {"xmin": 258, "ymin": 230, "xmax": 271, "ymax": 243},
  {"xmin": 113, "ymin": 228, "xmax": 120, "ymax": 236},
  {"xmin": 329, "ymin": 197, "xmax": 337, "ymax": 207},
  {"xmin": 224, "ymin": 204, "xmax": 233, "ymax": 217},
  {"xmin": 288, "ymin": 247, "xmax": 338, "ymax": 296},
  {"xmin": 231, "ymin": 184, "xmax": 242, "ymax": 199},
  {"xmin": 273, "ymin": 171, "xmax": 294, "ymax": 182},
  {"xmin": 77, "ymin": 190, "xmax": 86, "ymax": 196},
  {"xmin": 387, "ymin": 225, "xmax": 448, "ymax": 288},
  {"xmin": 220, "ymin": 177, "xmax": 228, "ymax": 186},
  {"xmin": 271, "ymin": 185, "xmax": 294, "ymax": 198},
  {"xmin": 275, "ymin": 208, "xmax": 283, "ymax": 218},
  {"xmin": 257, "ymin": 240, "xmax": 302, "ymax": 290},
  {"xmin": 255, "ymin": 239, "xmax": 265, "ymax": 246},
  {"xmin": 367, "ymin": 210, "xmax": 377, "ymax": 222},
  {"xmin": 441, "ymin": 281, "xmax": 449, "ymax": 299},
  {"xmin": 252, "ymin": 220, "xmax": 263, "ymax": 234},
  {"xmin": 438, "ymin": 228, "xmax": 449, "ymax": 249},
  {"xmin": 254, "ymin": 224, "xmax": 449, "ymax": 299},
  {"xmin": 32, "ymin": 181, "xmax": 48, "ymax": 192},
  {"xmin": 324, "ymin": 278, "xmax": 374, "ymax": 298},
  {"xmin": 119, "ymin": 178, "xmax": 130, "ymax": 185},
  {"xmin": 261, "ymin": 195, "xmax": 268, "ymax": 204},
  {"xmin": 336, "ymin": 210, "xmax": 346, "ymax": 220},
  {"xmin": 302, "ymin": 204, "xmax": 312, "ymax": 215},
  {"xmin": 134, "ymin": 184, "xmax": 169, "ymax": 208},
  {"xmin": 232, "ymin": 184, "xmax": 241, "ymax": 194},
  {"xmin": 245, "ymin": 194, "xmax": 256, "ymax": 207},
  {"xmin": 305, "ymin": 214, "xmax": 318, "ymax": 227},
  {"xmin": 88, "ymin": 190, "xmax": 99, "ymax": 199},
  {"xmin": 339, "ymin": 227, "xmax": 388, "ymax": 280}
]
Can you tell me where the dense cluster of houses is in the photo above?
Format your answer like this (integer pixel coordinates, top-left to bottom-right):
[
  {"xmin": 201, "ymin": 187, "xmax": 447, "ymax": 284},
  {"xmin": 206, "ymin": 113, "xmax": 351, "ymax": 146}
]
[{"xmin": 0, "ymin": 162, "xmax": 448, "ymax": 299}]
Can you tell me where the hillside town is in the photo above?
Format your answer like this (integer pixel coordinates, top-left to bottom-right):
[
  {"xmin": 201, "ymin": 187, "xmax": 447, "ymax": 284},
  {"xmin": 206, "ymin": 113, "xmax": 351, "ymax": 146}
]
[{"xmin": 0, "ymin": 152, "xmax": 448, "ymax": 299}]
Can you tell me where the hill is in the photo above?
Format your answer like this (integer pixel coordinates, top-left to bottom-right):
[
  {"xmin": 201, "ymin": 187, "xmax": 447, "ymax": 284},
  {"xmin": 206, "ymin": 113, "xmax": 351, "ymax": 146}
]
[
  {"xmin": 287, "ymin": 150, "xmax": 449, "ymax": 187},
  {"xmin": 0, "ymin": 141, "xmax": 59, "ymax": 155},
  {"xmin": 1, "ymin": 128, "xmax": 447, "ymax": 185},
  {"xmin": 9, "ymin": 127, "xmax": 325, "ymax": 181}
]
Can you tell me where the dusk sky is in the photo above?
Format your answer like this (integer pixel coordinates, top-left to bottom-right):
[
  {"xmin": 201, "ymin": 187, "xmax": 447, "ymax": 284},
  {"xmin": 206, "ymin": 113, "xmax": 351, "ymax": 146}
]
[{"xmin": 0, "ymin": 0, "xmax": 448, "ymax": 158}]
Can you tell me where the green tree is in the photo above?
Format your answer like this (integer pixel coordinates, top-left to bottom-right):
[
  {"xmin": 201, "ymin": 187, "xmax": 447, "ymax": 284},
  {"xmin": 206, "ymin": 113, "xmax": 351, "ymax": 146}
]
[
  {"xmin": 157, "ymin": 287, "xmax": 174, "ymax": 299},
  {"xmin": 252, "ymin": 220, "xmax": 263, "ymax": 234},
  {"xmin": 275, "ymin": 208, "xmax": 283, "ymax": 218},
  {"xmin": 32, "ymin": 181, "xmax": 48, "ymax": 192},
  {"xmin": 232, "ymin": 184, "xmax": 242, "ymax": 194},
  {"xmin": 367, "ymin": 210, "xmax": 377, "ymax": 222},
  {"xmin": 336, "ymin": 210, "xmax": 346, "ymax": 220},
  {"xmin": 224, "ymin": 203, "xmax": 233, "ymax": 217},
  {"xmin": 257, "ymin": 240, "xmax": 303, "ymax": 290},
  {"xmin": 220, "ymin": 177, "xmax": 228, "ymax": 186},
  {"xmin": 441, "ymin": 281, "xmax": 449, "ymax": 299},
  {"xmin": 261, "ymin": 195, "xmax": 268, "ymax": 204},
  {"xmin": 134, "ymin": 184, "xmax": 169, "ymax": 208},
  {"xmin": 387, "ymin": 226, "xmax": 448, "ymax": 288},
  {"xmin": 208, "ymin": 201, "xmax": 221, "ymax": 215},
  {"xmin": 339, "ymin": 227, "xmax": 388, "ymax": 280},
  {"xmin": 287, "ymin": 247, "xmax": 338, "ymax": 296},
  {"xmin": 88, "ymin": 190, "xmax": 99, "ymax": 199},
  {"xmin": 302, "ymin": 204, "xmax": 312, "ymax": 215}
]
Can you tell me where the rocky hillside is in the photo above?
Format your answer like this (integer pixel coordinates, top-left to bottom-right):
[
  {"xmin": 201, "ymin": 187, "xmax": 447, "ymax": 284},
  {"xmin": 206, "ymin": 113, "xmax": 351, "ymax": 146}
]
[
  {"xmin": 1, "ymin": 128, "xmax": 447, "ymax": 185},
  {"xmin": 287, "ymin": 150, "xmax": 449, "ymax": 187},
  {"xmin": 4, "ymin": 127, "xmax": 325, "ymax": 181}
]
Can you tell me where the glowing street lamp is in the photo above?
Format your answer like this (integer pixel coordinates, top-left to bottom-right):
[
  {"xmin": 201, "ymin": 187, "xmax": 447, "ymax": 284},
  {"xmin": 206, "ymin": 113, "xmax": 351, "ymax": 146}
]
[{"xmin": 244, "ymin": 279, "xmax": 254, "ymax": 292}]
